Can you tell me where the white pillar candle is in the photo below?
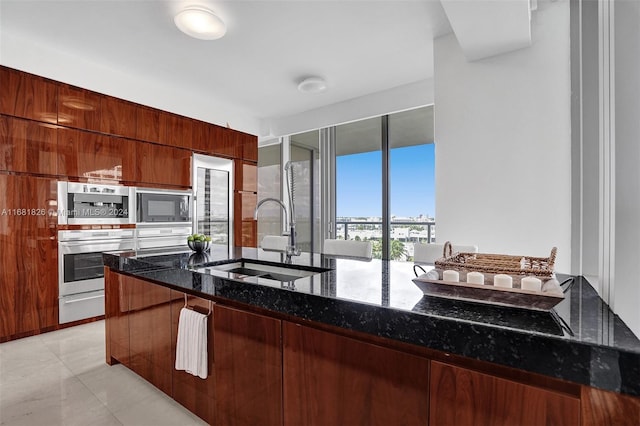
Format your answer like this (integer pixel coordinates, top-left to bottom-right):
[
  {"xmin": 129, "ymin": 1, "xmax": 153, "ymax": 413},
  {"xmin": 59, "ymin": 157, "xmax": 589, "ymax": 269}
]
[
  {"xmin": 466, "ymin": 271, "xmax": 484, "ymax": 285},
  {"xmin": 442, "ymin": 270, "xmax": 460, "ymax": 282},
  {"xmin": 521, "ymin": 276, "xmax": 542, "ymax": 292},
  {"xmin": 493, "ymin": 274, "xmax": 513, "ymax": 288}
]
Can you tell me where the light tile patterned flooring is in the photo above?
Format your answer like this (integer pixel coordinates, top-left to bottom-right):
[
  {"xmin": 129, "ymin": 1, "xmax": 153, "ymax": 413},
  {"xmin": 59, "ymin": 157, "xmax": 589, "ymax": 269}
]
[{"xmin": 0, "ymin": 321, "xmax": 207, "ymax": 426}]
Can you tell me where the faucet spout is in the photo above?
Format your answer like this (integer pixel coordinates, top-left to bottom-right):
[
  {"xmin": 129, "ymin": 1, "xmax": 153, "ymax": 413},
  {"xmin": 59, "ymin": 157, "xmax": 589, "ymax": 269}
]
[{"xmin": 253, "ymin": 197, "xmax": 299, "ymax": 263}]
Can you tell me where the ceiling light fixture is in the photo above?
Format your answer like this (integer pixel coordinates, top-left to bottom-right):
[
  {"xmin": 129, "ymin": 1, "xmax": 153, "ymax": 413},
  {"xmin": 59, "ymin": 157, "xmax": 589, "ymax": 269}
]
[
  {"xmin": 297, "ymin": 77, "xmax": 327, "ymax": 93},
  {"xmin": 174, "ymin": 6, "xmax": 227, "ymax": 40}
]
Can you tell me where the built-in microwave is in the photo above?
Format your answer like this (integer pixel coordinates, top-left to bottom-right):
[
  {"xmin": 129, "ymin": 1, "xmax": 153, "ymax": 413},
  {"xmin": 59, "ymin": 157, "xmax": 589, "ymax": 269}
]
[
  {"xmin": 136, "ymin": 187, "xmax": 192, "ymax": 224},
  {"xmin": 57, "ymin": 182, "xmax": 136, "ymax": 225}
]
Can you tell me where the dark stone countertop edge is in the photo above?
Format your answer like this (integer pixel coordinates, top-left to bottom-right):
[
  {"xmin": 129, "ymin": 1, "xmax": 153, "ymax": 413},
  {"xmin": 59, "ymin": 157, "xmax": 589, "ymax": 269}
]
[{"xmin": 103, "ymin": 252, "xmax": 640, "ymax": 398}]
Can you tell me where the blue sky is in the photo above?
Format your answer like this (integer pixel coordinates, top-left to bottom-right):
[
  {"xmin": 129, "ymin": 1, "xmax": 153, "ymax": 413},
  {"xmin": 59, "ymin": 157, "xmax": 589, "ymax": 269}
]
[{"xmin": 336, "ymin": 144, "xmax": 435, "ymax": 218}]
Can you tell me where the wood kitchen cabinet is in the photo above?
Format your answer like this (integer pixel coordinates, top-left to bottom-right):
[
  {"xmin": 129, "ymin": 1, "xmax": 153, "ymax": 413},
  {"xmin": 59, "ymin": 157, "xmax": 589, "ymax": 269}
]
[
  {"xmin": 283, "ymin": 322, "xmax": 430, "ymax": 426},
  {"xmin": 581, "ymin": 386, "xmax": 640, "ymax": 426},
  {"xmin": 57, "ymin": 128, "xmax": 136, "ymax": 182},
  {"xmin": 128, "ymin": 275, "xmax": 174, "ymax": 396},
  {"xmin": 105, "ymin": 268, "xmax": 131, "ymax": 366},
  {"xmin": 0, "ymin": 174, "xmax": 57, "ymax": 340},
  {"xmin": 234, "ymin": 192, "xmax": 257, "ymax": 248},
  {"xmin": 214, "ymin": 304, "xmax": 283, "ymax": 426},
  {"xmin": 159, "ymin": 112, "xmax": 192, "ymax": 150},
  {"xmin": 58, "ymin": 84, "xmax": 102, "ymax": 131},
  {"xmin": 170, "ymin": 292, "xmax": 216, "ymax": 425},
  {"xmin": 429, "ymin": 361, "xmax": 580, "ymax": 426},
  {"xmin": 135, "ymin": 105, "xmax": 161, "ymax": 143},
  {"xmin": 100, "ymin": 96, "xmax": 138, "ymax": 139},
  {"xmin": 235, "ymin": 159, "xmax": 257, "ymax": 193},
  {"xmin": 0, "ymin": 66, "xmax": 58, "ymax": 123},
  {"xmin": 135, "ymin": 141, "xmax": 191, "ymax": 188},
  {"xmin": 0, "ymin": 115, "xmax": 58, "ymax": 175}
]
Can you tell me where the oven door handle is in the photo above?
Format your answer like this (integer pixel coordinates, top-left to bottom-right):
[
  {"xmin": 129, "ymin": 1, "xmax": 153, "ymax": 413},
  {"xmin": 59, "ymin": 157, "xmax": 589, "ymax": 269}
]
[{"xmin": 63, "ymin": 294, "xmax": 104, "ymax": 304}]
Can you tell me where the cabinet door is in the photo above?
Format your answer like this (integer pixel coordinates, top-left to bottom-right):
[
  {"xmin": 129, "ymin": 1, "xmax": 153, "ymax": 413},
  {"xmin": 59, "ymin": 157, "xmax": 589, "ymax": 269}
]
[
  {"xmin": 581, "ymin": 386, "xmax": 640, "ymax": 426},
  {"xmin": 214, "ymin": 304, "xmax": 282, "ymax": 426},
  {"xmin": 58, "ymin": 84, "xmax": 102, "ymax": 131},
  {"xmin": 128, "ymin": 276, "xmax": 174, "ymax": 395},
  {"xmin": 0, "ymin": 116, "xmax": 58, "ymax": 175},
  {"xmin": 135, "ymin": 141, "xmax": 191, "ymax": 187},
  {"xmin": 429, "ymin": 361, "xmax": 580, "ymax": 426},
  {"xmin": 283, "ymin": 322, "xmax": 429, "ymax": 426},
  {"xmin": 234, "ymin": 192, "xmax": 257, "ymax": 248},
  {"xmin": 136, "ymin": 105, "xmax": 161, "ymax": 143},
  {"xmin": 105, "ymin": 268, "xmax": 131, "ymax": 366},
  {"xmin": 0, "ymin": 66, "xmax": 57, "ymax": 122},
  {"xmin": 241, "ymin": 133, "xmax": 258, "ymax": 162},
  {"xmin": 100, "ymin": 96, "xmax": 138, "ymax": 139},
  {"xmin": 58, "ymin": 128, "xmax": 136, "ymax": 182},
  {"xmin": 234, "ymin": 160, "xmax": 257, "ymax": 193},
  {"xmin": 209, "ymin": 125, "xmax": 240, "ymax": 158},
  {"xmin": 171, "ymin": 292, "xmax": 216, "ymax": 424},
  {"xmin": 159, "ymin": 112, "xmax": 192, "ymax": 150},
  {"xmin": 0, "ymin": 175, "xmax": 57, "ymax": 337}
]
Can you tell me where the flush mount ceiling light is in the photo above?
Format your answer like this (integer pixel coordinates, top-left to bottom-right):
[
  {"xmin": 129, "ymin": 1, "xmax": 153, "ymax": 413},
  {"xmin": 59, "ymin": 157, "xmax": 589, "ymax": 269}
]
[
  {"xmin": 174, "ymin": 6, "xmax": 226, "ymax": 40},
  {"xmin": 297, "ymin": 77, "xmax": 327, "ymax": 93}
]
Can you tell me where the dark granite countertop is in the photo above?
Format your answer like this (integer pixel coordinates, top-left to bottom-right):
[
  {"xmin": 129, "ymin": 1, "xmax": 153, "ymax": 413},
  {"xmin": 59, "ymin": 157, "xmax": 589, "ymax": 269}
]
[{"xmin": 104, "ymin": 246, "xmax": 640, "ymax": 397}]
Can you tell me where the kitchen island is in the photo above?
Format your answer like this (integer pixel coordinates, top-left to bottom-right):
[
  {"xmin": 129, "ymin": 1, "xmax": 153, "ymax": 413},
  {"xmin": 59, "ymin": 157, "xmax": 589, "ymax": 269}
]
[{"xmin": 104, "ymin": 247, "xmax": 640, "ymax": 425}]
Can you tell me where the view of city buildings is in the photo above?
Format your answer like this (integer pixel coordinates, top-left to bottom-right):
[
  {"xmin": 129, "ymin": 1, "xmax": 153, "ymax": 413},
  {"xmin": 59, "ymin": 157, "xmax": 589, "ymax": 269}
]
[{"xmin": 336, "ymin": 215, "xmax": 435, "ymax": 261}]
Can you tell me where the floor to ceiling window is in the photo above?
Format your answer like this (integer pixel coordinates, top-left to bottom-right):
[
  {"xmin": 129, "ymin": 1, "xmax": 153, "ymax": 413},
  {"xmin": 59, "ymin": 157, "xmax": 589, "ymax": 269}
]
[{"xmin": 255, "ymin": 106, "xmax": 434, "ymax": 262}]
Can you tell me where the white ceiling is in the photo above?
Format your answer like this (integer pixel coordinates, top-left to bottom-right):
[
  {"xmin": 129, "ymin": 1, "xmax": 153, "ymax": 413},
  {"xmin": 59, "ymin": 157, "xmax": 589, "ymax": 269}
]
[{"xmin": 0, "ymin": 0, "xmax": 532, "ymax": 137}]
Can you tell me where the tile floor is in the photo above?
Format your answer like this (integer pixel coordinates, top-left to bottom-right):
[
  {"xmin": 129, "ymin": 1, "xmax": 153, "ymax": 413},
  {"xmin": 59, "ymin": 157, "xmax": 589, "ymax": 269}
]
[{"xmin": 0, "ymin": 321, "xmax": 207, "ymax": 426}]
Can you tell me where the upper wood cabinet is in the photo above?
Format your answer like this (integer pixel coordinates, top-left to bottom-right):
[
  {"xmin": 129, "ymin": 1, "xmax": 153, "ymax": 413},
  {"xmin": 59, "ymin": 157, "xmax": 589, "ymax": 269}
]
[
  {"xmin": 135, "ymin": 141, "xmax": 191, "ymax": 187},
  {"xmin": 0, "ymin": 174, "xmax": 57, "ymax": 339},
  {"xmin": 234, "ymin": 159, "xmax": 257, "ymax": 193},
  {"xmin": 0, "ymin": 116, "xmax": 58, "ymax": 175},
  {"xmin": 57, "ymin": 128, "xmax": 136, "ymax": 182},
  {"xmin": 136, "ymin": 105, "xmax": 161, "ymax": 143},
  {"xmin": 283, "ymin": 321, "xmax": 430, "ymax": 426},
  {"xmin": 429, "ymin": 361, "xmax": 580, "ymax": 426},
  {"xmin": 214, "ymin": 304, "xmax": 282, "ymax": 426},
  {"xmin": 241, "ymin": 132, "xmax": 258, "ymax": 162},
  {"xmin": 58, "ymin": 84, "xmax": 101, "ymax": 131},
  {"xmin": 160, "ymin": 112, "xmax": 192, "ymax": 150},
  {"xmin": 100, "ymin": 96, "xmax": 138, "ymax": 139},
  {"xmin": 210, "ymin": 125, "xmax": 241, "ymax": 158},
  {"xmin": 0, "ymin": 66, "xmax": 57, "ymax": 123}
]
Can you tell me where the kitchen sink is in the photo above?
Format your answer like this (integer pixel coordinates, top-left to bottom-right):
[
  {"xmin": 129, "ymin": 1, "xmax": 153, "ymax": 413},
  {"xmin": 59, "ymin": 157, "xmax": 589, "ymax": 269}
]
[{"xmin": 192, "ymin": 259, "xmax": 330, "ymax": 283}]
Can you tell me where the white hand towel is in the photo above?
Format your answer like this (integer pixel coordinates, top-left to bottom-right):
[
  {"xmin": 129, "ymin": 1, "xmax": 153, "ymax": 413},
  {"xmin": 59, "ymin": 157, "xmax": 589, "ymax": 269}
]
[{"xmin": 175, "ymin": 307, "xmax": 208, "ymax": 379}]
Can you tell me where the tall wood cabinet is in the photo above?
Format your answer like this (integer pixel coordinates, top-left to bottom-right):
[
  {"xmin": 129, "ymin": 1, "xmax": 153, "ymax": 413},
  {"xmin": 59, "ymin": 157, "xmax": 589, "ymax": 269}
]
[{"xmin": 0, "ymin": 174, "xmax": 57, "ymax": 339}]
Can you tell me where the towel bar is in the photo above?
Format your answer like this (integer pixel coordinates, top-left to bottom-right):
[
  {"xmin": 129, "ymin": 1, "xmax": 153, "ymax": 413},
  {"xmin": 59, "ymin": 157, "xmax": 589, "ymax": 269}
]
[{"xmin": 183, "ymin": 293, "xmax": 212, "ymax": 316}]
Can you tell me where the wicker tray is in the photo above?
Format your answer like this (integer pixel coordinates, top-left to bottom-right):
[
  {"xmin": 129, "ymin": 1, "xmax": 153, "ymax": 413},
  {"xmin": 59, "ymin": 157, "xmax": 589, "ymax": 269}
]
[
  {"xmin": 435, "ymin": 242, "xmax": 556, "ymax": 285},
  {"xmin": 413, "ymin": 242, "xmax": 564, "ymax": 311}
]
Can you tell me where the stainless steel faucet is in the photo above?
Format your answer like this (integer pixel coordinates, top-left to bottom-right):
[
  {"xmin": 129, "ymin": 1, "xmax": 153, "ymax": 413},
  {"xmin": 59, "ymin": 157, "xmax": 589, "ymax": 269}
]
[{"xmin": 254, "ymin": 198, "xmax": 299, "ymax": 263}]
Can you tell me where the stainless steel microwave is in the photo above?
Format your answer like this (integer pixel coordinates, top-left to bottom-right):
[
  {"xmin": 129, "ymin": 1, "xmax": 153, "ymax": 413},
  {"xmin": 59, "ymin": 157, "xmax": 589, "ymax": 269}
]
[
  {"xmin": 135, "ymin": 188, "xmax": 192, "ymax": 224},
  {"xmin": 57, "ymin": 182, "xmax": 135, "ymax": 225}
]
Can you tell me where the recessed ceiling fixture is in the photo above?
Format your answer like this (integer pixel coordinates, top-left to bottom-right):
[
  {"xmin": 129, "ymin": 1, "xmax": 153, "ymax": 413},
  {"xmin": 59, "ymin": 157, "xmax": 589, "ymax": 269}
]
[
  {"xmin": 174, "ymin": 6, "xmax": 226, "ymax": 40},
  {"xmin": 297, "ymin": 77, "xmax": 328, "ymax": 93}
]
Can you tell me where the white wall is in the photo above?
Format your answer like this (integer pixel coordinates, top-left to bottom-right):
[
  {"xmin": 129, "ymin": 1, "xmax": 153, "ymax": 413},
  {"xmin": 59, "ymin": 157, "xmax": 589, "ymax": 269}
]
[
  {"xmin": 613, "ymin": 0, "xmax": 640, "ymax": 337},
  {"xmin": 0, "ymin": 32, "xmax": 261, "ymax": 135},
  {"xmin": 434, "ymin": 0, "xmax": 572, "ymax": 272}
]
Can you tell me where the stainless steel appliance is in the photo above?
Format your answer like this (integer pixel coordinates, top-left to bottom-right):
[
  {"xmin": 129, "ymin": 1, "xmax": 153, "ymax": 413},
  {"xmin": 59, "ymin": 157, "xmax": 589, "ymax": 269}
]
[
  {"xmin": 57, "ymin": 182, "xmax": 135, "ymax": 225},
  {"xmin": 58, "ymin": 228, "xmax": 135, "ymax": 324},
  {"xmin": 136, "ymin": 187, "xmax": 191, "ymax": 224},
  {"xmin": 135, "ymin": 224, "xmax": 192, "ymax": 250}
]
